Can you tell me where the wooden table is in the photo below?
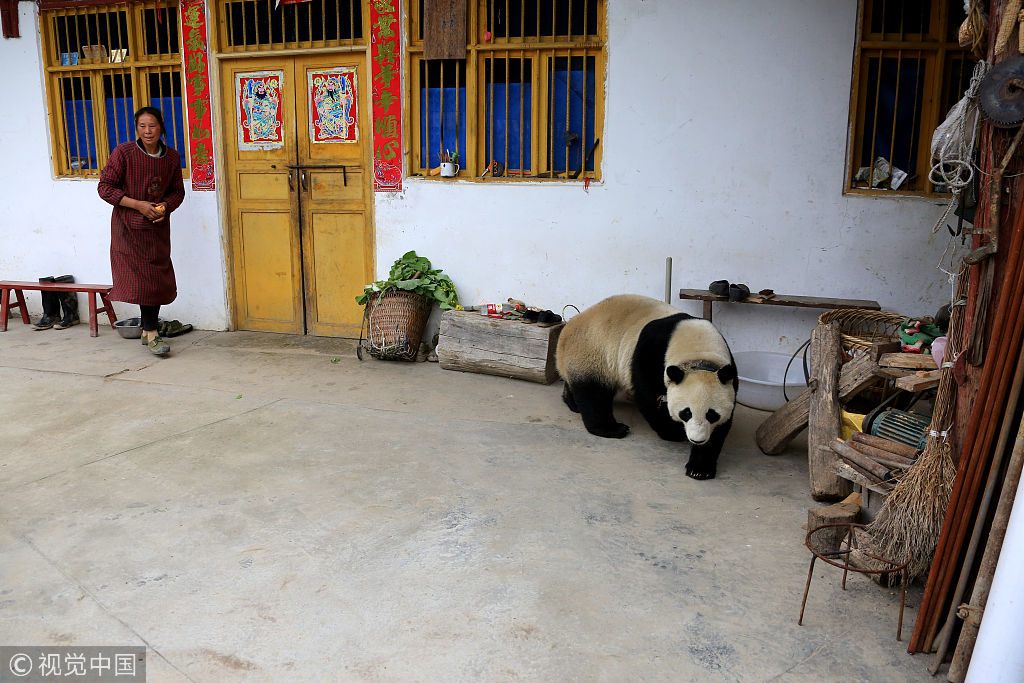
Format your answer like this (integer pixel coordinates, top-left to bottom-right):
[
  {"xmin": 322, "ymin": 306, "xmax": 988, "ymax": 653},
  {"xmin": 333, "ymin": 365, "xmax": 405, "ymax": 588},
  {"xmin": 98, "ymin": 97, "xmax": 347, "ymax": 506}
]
[{"xmin": 679, "ymin": 288, "xmax": 881, "ymax": 323}]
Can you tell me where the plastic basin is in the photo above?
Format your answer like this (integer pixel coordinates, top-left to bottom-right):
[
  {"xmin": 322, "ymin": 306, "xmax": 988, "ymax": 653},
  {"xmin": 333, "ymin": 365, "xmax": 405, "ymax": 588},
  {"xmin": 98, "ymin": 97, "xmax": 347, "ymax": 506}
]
[{"xmin": 733, "ymin": 351, "xmax": 808, "ymax": 412}]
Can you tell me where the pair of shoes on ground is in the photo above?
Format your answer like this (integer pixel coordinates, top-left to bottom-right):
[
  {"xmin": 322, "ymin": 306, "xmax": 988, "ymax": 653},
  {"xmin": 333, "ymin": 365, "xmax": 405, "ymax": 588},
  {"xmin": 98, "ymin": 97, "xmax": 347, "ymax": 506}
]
[
  {"xmin": 709, "ymin": 280, "xmax": 750, "ymax": 302},
  {"xmin": 158, "ymin": 320, "xmax": 193, "ymax": 337},
  {"xmin": 521, "ymin": 309, "xmax": 562, "ymax": 327},
  {"xmin": 140, "ymin": 335, "xmax": 170, "ymax": 356}
]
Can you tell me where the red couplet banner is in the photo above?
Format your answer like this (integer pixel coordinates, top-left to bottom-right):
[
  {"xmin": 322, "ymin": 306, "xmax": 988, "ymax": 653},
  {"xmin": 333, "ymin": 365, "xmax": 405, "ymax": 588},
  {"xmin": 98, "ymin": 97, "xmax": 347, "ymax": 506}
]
[
  {"xmin": 370, "ymin": 0, "xmax": 402, "ymax": 192},
  {"xmin": 181, "ymin": 0, "xmax": 215, "ymax": 191}
]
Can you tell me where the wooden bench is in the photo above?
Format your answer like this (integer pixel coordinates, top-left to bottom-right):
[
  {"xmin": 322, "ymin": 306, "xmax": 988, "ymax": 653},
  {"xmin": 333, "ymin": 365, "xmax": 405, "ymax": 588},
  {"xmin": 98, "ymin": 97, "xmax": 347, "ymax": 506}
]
[
  {"xmin": 1, "ymin": 281, "xmax": 117, "ymax": 337},
  {"xmin": 678, "ymin": 288, "xmax": 881, "ymax": 322}
]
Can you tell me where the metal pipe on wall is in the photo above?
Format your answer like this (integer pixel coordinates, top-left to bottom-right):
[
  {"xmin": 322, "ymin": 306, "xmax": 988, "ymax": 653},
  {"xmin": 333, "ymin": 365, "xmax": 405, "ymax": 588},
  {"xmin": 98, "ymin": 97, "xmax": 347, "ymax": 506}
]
[{"xmin": 664, "ymin": 257, "xmax": 671, "ymax": 305}]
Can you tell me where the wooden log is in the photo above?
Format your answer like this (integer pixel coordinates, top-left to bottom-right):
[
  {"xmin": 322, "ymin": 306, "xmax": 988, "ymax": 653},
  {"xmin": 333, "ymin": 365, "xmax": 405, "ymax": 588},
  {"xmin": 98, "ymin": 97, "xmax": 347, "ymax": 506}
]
[
  {"xmin": 808, "ymin": 323, "xmax": 850, "ymax": 501},
  {"xmin": 848, "ymin": 441, "xmax": 915, "ymax": 470},
  {"xmin": 894, "ymin": 369, "xmax": 941, "ymax": 392},
  {"xmin": 851, "ymin": 431, "xmax": 920, "ymax": 459},
  {"xmin": 807, "ymin": 493, "xmax": 862, "ymax": 554},
  {"xmin": 755, "ymin": 352, "xmax": 878, "ymax": 455},
  {"xmin": 878, "ymin": 352, "xmax": 938, "ymax": 369},
  {"xmin": 830, "ymin": 438, "xmax": 893, "ymax": 483},
  {"xmin": 833, "ymin": 458, "xmax": 894, "ymax": 494},
  {"xmin": 436, "ymin": 310, "xmax": 563, "ymax": 383}
]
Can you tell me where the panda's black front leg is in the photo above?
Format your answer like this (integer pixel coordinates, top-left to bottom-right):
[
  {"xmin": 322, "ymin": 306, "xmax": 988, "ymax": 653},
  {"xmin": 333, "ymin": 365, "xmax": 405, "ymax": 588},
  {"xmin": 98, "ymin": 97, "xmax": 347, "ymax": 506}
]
[
  {"xmin": 568, "ymin": 379, "xmax": 630, "ymax": 438},
  {"xmin": 685, "ymin": 418, "xmax": 732, "ymax": 480},
  {"xmin": 636, "ymin": 392, "xmax": 687, "ymax": 442}
]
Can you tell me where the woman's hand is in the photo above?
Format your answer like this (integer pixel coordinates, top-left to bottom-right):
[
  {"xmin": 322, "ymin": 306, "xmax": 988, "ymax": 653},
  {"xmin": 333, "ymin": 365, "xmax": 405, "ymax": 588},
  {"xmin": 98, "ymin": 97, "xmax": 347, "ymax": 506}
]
[{"xmin": 135, "ymin": 200, "xmax": 166, "ymax": 222}]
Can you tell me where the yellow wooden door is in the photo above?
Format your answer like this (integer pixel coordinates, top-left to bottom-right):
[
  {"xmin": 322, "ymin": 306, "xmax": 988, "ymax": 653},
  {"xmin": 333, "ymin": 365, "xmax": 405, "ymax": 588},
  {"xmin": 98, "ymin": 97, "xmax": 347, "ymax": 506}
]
[
  {"xmin": 221, "ymin": 54, "xmax": 373, "ymax": 337},
  {"xmin": 295, "ymin": 53, "xmax": 373, "ymax": 338}
]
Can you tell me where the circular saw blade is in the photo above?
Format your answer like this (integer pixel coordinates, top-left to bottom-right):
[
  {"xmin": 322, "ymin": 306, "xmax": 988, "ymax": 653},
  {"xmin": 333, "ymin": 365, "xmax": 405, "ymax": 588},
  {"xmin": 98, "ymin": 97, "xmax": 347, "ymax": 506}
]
[{"xmin": 980, "ymin": 56, "xmax": 1024, "ymax": 128}]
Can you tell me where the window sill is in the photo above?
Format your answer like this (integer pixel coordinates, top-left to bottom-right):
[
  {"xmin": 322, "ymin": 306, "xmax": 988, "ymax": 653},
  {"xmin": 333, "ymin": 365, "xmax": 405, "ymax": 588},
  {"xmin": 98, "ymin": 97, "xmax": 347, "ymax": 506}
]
[{"xmin": 844, "ymin": 187, "xmax": 952, "ymax": 201}]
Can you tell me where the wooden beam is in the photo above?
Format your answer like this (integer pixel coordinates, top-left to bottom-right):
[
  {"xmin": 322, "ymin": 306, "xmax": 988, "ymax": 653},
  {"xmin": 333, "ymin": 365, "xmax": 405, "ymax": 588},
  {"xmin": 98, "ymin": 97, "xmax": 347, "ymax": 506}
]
[
  {"xmin": 423, "ymin": 0, "xmax": 467, "ymax": 60},
  {"xmin": 894, "ymin": 369, "xmax": 942, "ymax": 392},
  {"xmin": 756, "ymin": 352, "xmax": 879, "ymax": 455},
  {"xmin": 808, "ymin": 323, "xmax": 850, "ymax": 501},
  {"xmin": 878, "ymin": 353, "xmax": 938, "ymax": 369}
]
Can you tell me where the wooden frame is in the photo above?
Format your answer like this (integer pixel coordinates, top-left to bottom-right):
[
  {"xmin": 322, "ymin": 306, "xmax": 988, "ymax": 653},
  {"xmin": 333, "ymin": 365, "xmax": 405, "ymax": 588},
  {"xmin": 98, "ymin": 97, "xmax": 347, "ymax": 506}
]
[
  {"xmin": 404, "ymin": 0, "xmax": 606, "ymax": 181},
  {"xmin": 39, "ymin": 0, "xmax": 189, "ymax": 179},
  {"xmin": 207, "ymin": 0, "xmax": 374, "ymax": 334},
  {"xmin": 846, "ymin": 0, "xmax": 973, "ymax": 197}
]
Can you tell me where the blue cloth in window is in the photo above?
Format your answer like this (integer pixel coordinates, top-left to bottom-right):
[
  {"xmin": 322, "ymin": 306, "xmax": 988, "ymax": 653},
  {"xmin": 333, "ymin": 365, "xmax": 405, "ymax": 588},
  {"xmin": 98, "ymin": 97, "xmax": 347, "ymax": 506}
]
[
  {"xmin": 64, "ymin": 99, "xmax": 97, "ymax": 171},
  {"xmin": 421, "ymin": 87, "xmax": 467, "ymax": 169},
  {"xmin": 485, "ymin": 82, "xmax": 531, "ymax": 170},
  {"xmin": 549, "ymin": 64, "xmax": 596, "ymax": 173}
]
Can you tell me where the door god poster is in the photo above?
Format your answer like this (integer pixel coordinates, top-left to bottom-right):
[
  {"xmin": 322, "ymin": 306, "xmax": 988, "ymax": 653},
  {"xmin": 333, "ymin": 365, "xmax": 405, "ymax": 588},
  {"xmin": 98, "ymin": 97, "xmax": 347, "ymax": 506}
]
[
  {"xmin": 309, "ymin": 68, "xmax": 358, "ymax": 144},
  {"xmin": 236, "ymin": 71, "xmax": 284, "ymax": 151}
]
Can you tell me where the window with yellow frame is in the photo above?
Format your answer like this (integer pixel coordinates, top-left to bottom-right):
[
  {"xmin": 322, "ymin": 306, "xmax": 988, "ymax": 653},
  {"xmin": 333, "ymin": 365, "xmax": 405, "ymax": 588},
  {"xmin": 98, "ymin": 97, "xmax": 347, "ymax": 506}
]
[
  {"xmin": 39, "ymin": 0, "xmax": 188, "ymax": 178},
  {"xmin": 407, "ymin": 0, "xmax": 605, "ymax": 180},
  {"xmin": 848, "ymin": 0, "xmax": 976, "ymax": 195}
]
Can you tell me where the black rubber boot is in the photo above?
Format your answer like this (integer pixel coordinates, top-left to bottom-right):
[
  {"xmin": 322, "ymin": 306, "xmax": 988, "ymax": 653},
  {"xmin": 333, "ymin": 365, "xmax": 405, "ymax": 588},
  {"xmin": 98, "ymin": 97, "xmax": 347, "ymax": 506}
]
[
  {"xmin": 31, "ymin": 276, "xmax": 60, "ymax": 330},
  {"xmin": 53, "ymin": 275, "xmax": 79, "ymax": 330}
]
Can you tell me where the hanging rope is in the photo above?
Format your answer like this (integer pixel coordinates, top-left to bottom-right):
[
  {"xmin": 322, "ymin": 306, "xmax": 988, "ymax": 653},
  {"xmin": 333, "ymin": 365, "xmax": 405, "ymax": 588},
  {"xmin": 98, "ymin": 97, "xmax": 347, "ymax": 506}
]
[{"xmin": 929, "ymin": 60, "xmax": 990, "ymax": 234}]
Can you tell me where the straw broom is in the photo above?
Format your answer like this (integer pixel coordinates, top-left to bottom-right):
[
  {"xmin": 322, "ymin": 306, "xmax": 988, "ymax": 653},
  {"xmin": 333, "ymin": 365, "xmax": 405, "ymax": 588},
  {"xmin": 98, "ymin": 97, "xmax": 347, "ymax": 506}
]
[{"xmin": 866, "ymin": 266, "xmax": 967, "ymax": 579}]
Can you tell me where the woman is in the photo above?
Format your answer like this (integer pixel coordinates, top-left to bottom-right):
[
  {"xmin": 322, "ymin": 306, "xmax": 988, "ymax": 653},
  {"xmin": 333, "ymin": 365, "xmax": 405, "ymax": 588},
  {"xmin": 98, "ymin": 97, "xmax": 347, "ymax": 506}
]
[{"xmin": 98, "ymin": 106, "xmax": 185, "ymax": 356}]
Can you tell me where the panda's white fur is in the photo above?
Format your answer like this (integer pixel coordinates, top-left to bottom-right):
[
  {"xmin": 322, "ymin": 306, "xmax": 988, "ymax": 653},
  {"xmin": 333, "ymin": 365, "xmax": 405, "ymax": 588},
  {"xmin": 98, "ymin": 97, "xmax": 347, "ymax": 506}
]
[
  {"xmin": 663, "ymin": 320, "xmax": 735, "ymax": 444},
  {"xmin": 556, "ymin": 294, "xmax": 737, "ymax": 479}
]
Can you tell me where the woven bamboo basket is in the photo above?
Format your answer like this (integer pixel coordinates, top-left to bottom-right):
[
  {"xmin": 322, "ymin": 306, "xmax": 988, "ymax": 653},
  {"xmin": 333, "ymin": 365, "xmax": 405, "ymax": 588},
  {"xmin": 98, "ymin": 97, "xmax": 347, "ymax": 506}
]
[
  {"xmin": 358, "ymin": 288, "xmax": 433, "ymax": 361},
  {"xmin": 818, "ymin": 308, "xmax": 905, "ymax": 353}
]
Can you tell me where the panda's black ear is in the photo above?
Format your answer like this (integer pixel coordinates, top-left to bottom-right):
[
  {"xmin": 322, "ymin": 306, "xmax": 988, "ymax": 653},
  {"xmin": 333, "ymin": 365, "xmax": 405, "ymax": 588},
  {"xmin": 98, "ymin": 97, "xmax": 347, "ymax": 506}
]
[
  {"xmin": 718, "ymin": 364, "xmax": 737, "ymax": 384},
  {"xmin": 666, "ymin": 365, "xmax": 685, "ymax": 384}
]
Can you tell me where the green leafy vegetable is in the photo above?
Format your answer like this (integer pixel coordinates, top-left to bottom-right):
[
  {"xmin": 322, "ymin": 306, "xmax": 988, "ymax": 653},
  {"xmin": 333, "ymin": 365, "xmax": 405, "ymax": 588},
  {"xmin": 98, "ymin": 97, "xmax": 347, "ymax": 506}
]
[{"xmin": 355, "ymin": 250, "xmax": 461, "ymax": 311}]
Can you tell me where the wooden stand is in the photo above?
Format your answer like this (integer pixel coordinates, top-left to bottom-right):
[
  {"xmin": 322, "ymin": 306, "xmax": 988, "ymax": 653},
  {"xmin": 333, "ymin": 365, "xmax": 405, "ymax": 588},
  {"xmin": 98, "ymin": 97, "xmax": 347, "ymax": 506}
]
[
  {"xmin": 436, "ymin": 310, "xmax": 563, "ymax": 384},
  {"xmin": 678, "ymin": 288, "xmax": 880, "ymax": 323},
  {"xmin": 808, "ymin": 322, "xmax": 850, "ymax": 500},
  {"xmin": 0, "ymin": 280, "xmax": 117, "ymax": 337},
  {"xmin": 755, "ymin": 352, "xmax": 878, "ymax": 455}
]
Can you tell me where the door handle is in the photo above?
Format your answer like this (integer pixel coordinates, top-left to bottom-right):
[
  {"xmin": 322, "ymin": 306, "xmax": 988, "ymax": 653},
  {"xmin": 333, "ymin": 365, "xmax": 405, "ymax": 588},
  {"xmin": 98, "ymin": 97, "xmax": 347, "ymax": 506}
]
[
  {"xmin": 288, "ymin": 169, "xmax": 295, "ymax": 192},
  {"xmin": 301, "ymin": 170, "xmax": 309, "ymax": 192}
]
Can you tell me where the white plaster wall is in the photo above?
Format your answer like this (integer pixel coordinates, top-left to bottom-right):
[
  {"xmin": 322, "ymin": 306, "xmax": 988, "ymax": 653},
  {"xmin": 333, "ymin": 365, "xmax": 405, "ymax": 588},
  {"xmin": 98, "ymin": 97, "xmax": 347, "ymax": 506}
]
[
  {"xmin": 0, "ymin": 2, "xmax": 228, "ymax": 330},
  {"xmin": 376, "ymin": 0, "xmax": 957, "ymax": 354},
  {"xmin": 2, "ymin": 1, "xmax": 959, "ymax": 351}
]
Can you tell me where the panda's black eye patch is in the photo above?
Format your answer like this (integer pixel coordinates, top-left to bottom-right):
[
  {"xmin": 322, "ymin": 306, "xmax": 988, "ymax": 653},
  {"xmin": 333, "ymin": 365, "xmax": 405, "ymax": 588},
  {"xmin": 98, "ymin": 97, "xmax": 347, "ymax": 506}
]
[
  {"xmin": 680, "ymin": 408, "xmax": 692, "ymax": 422},
  {"xmin": 706, "ymin": 409, "xmax": 720, "ymax": 424}
]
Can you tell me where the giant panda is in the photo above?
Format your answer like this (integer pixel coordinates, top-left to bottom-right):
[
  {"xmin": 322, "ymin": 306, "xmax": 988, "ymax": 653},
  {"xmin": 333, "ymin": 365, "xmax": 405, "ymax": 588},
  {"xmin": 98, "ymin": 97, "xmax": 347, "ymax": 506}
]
[{"xmin": 555, "ymin": 294, "xmax": 738, "ymax": 480}]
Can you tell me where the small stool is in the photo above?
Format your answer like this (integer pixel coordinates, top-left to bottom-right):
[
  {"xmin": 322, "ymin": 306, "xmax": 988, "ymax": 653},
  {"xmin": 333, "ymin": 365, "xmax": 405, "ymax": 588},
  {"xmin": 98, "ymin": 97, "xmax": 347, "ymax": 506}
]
[{"xmin": 798, "ymin": 522, "xmax": 910, "ymax": 640}]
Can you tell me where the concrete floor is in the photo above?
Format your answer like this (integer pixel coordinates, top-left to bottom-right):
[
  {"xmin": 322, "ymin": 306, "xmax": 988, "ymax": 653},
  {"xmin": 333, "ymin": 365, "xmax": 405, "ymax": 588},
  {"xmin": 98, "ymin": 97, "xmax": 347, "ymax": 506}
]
[{"xmin": 0, "ymin": 322, "xmax": 932, "ymax": 682}]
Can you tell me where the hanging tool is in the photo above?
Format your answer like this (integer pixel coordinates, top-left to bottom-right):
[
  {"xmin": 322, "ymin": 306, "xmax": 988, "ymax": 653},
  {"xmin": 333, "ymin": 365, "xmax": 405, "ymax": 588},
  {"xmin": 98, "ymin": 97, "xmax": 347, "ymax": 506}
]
[
  {"xmin": 966, "ymin": 58, "xmax": 1024, "ymax": 264},
  {"xmin": 979, "ymin": 56, "xmax": 1024, "ymax": 128}
]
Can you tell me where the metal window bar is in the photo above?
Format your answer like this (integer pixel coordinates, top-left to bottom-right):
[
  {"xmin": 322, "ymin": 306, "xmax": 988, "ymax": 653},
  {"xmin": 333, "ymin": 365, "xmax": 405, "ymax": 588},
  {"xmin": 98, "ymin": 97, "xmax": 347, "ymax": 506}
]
[
  {"xmin": 503, "ymin": 50, "xmax": 509, "ymax": 172},
  {"xmin": 563, "ymin": 47, "xmax": 570, "ymax": 175},
  {"xmin": 519, "ymin": 50, "xmax": 525, "ymax": 174},
  {"xmin": 885, "ymin": 49, "xmax": 904, "ymax": 190}
]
